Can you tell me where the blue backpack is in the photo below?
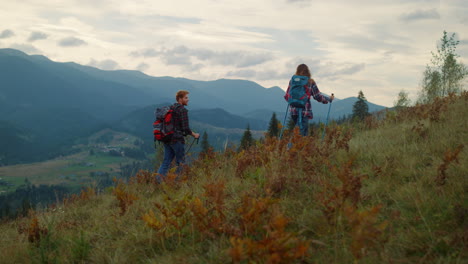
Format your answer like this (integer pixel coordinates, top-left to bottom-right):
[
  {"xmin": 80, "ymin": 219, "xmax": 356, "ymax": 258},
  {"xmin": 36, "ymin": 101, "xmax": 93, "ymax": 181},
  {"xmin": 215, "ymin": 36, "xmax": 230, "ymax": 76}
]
[{"xmin": 287, "ymin": 75, "xmax": 309, "ymax": 108}]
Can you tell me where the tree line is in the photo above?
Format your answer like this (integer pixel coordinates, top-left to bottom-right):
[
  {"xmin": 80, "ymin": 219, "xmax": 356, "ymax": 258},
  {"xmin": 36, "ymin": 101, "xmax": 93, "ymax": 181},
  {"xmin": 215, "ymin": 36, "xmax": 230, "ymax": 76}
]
[{"xmin": 0, "ymin": 180, "xmax": 70, "ymax": 220}]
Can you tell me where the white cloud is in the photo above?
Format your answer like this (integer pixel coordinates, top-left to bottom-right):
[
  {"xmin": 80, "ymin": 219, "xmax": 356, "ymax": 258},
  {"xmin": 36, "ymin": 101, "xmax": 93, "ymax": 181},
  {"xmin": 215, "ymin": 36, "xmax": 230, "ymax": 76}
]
[
  {"xmin": 28, "ymin": 31, "xmax": 48, "ymax": 42},
  {"xmin": 8, "ymin": 43, "xmax": 40, "ymax": 54},
  {"xmin": 256, "ymin": 70, "xmax": 291, "ymax": 81},
  {"xmin": 164, "ymin": 55, "xmax": 191, "ymax": 66},
  {"xmin": 319, "ymin": 63, "xmax": 366, "ymax": 81},
  {"xmin": 58, "ymin": 37, "xmax": 87, "ymax": 47},
  {"xmin": 130, "ymin": 48, "xmax": 159, "ymax": 58},
  {"xmin": 459, "ymin": 39, "xmax": 468, "ymax": 46},
  {"xmin": 131, "ymin": 45, "xmax": 274, "ymax": 68},
  {"xmin": 400, "ymin": 9, "xmax": 440, "ymax": 22},
  {"xmin": 184, "ymin": 63, "xmax": 204, "ymax": 72},
  {"xmin": 136, "ymin": 62, "xmax": 150, "ymax": 71},
  {"xmin": 226, "ymin": 69, "xmax": 256, "ymax": 78},
  {"xmin": 287, "ymin": 0, "xmax": 312, "ymax": 3},
  {"xmin": 0, "ymin": 29, "xmax": 15, "ymax": 39},
  {"xmin": 88, "ymin": 58, "xmax": 119, "ymax": 70}
]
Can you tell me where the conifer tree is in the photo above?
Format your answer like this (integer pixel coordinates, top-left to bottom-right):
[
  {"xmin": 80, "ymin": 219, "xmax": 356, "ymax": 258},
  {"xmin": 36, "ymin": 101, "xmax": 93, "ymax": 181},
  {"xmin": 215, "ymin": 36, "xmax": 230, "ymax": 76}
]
[
  {"xmin": 239, "ymin": 124, "xmax": 254, "ymax": 151},
  {"xmin": 21, "ymin": 198, "xmax": 31, "ymax": 216},
  {"xmin": 200, "ymin": 131, "xmax": 212, "ymax": 154},
  {"xmin": 287, "ymin": 117, "xmax": 296, "ymax": 131},
  {"xmin": 267, "ymin": 112, "xmax": 280, "ymax": 138},
  {"xmin": 352, "ymin": 90, "xmax": 369, "ymax": 121}
]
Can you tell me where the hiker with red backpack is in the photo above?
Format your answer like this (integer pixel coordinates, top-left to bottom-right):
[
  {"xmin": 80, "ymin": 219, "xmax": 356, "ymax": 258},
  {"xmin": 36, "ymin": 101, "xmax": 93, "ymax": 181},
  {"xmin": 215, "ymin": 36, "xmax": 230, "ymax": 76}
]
[
  {"xmin": 283, "ymin": 64, "xmax": 334, "ymax": 136},
  {"xmin": 154, "ymin": 90, "xmax": 199, "ymax": 182}
]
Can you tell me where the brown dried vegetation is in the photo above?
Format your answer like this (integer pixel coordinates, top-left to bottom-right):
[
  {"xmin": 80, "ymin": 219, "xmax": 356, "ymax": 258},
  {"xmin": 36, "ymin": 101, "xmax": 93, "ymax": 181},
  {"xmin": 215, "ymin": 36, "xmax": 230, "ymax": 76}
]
[
  {"xmin": 436, "ymin": 144, "xmax": 464, "ymax": 186},
  {"xmin": 113, "ymin": 178, "xmax": 139, "ymax": 215},
  {"xmin": 2, "ymin": 93, "xmax": 467, "ymax": 263}
]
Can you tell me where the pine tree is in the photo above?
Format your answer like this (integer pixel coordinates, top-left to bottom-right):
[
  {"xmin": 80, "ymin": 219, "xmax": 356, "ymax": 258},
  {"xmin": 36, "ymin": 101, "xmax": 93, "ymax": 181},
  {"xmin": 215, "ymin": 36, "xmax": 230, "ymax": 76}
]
[
  {"xmin": 287, "ymin": 117, "xmax": 296, "ymax": 131},
  {"xmin": 352, "ymin": 90, "xmax": 369, "ymax": 121},
  {"xmin": 200, "ymin": 131, "xmax": 212, "ymax": 154},
  {"xmin": 239, "ymin": 124, "xmax": 254, "ymax": 151},
  {"xmin": 267, "ymin": 113, "xmax": 280, "ymax": 138},
  {"xmin": 21, "ymin": 198, "xmax": 31, "ymax": 216}
]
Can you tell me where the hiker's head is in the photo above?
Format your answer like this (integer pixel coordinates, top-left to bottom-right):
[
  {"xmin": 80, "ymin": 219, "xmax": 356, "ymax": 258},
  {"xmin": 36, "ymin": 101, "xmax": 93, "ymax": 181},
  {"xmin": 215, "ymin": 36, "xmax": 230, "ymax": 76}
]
[
  {"xmin": 176, "ymin": 90, "xmax": 190, "ymax": 106},
  {"xmin": 296, "ymin": 64, "xmax": 311, "ymax": 78}
]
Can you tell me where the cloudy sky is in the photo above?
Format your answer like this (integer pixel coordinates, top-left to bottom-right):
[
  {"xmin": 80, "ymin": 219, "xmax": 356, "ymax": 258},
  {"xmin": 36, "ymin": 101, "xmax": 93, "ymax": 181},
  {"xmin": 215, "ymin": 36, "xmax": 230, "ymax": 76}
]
[{"xmin": 1, "ymin": 0, "xmax": 467, "ymax": 106}]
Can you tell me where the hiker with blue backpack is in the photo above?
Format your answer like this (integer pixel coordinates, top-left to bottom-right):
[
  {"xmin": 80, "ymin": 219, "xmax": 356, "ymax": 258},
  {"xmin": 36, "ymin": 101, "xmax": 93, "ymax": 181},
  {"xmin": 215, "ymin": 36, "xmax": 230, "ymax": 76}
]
[
  {"xmin": 283, "ymin": 64, "xmax": 334, "ymax": 136},
  {"xmin": 154, "ymin": 90, "xmax": 199, "ymax": 182}
]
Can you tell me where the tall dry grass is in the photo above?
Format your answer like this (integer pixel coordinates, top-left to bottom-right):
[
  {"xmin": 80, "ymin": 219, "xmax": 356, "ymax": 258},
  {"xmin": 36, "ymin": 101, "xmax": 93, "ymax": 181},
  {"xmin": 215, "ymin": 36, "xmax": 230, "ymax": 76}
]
[{"xmin": 0, "ymin": 93, "xmax": 466, "ymax": 263}]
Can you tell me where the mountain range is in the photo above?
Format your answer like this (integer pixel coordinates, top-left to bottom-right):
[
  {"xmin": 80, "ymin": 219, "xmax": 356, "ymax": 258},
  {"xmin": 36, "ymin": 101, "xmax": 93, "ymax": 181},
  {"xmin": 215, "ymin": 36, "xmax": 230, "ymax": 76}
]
[{"xmin": 0, "ymin": 48, "xmax": 387, "ymax": 164}]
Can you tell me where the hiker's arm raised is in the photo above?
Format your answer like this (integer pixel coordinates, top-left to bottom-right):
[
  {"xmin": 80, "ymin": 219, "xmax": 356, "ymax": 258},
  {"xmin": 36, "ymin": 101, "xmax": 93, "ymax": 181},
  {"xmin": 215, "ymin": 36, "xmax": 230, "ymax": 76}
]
[{"xmin": 310, "ymin": 82, "xmax": 331, "ymax": 103}]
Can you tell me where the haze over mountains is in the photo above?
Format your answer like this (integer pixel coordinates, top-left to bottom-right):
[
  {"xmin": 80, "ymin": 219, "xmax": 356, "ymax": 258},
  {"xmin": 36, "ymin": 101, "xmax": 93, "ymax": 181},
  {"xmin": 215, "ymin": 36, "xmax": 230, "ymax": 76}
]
[{"xmin": 0, "ymin": 48, "xmax": 386, "ymax": 165}]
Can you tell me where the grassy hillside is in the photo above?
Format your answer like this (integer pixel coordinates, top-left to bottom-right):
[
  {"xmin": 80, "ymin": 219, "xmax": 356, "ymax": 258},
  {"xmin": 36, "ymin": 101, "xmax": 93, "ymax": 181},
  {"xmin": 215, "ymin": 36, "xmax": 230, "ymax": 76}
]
[{"xmin": 0, "ymin": 93, "xmax": 466, "ymax": 263}]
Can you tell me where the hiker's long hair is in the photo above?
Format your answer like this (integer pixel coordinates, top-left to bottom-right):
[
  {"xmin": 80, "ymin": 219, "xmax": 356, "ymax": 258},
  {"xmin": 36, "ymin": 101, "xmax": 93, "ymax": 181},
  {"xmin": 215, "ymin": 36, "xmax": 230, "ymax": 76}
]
[
  {"xmin": 295, "ymin": 64, "xmax": 315, "ymax": 83},
  {"xmin": 176, "ymin": 90, "xmax": 189, "ymax": 101},
  {"xmin": 296, "ymin": 64, "xmax": 311, "ymax": 78}
]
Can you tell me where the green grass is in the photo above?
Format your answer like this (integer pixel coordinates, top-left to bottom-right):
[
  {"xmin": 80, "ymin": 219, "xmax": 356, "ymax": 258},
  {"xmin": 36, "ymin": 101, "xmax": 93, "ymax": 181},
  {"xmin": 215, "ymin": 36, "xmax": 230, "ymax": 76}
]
[
  {"xmin": 0, "ymin": 176, "xmax": 25, "ymax": 193},
  {"xmin": 0, "ymin": 94, "xmax": 467, "ymax": 263},
  {"xmin": 0, "ymin": 130, "xmax": 142, "ymax": 193}
]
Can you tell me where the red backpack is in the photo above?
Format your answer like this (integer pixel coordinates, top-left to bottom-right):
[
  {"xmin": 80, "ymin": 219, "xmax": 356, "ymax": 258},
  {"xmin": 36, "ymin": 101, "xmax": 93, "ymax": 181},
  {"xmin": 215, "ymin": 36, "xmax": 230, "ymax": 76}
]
[{"xmin": 153, "ymin": 105, "xmax": 177, "ymax": 142}]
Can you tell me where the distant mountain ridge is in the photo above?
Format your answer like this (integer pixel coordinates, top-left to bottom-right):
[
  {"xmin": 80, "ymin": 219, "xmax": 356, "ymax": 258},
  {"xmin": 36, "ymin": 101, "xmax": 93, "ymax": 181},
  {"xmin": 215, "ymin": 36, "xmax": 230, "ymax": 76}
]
[
  {"xmin": 0, "ymin": 48, "xmax": 386, "ymax": 120},
  {"xmin": 0, "ymin": 48, "xmax": 387, "ymax": 164}
]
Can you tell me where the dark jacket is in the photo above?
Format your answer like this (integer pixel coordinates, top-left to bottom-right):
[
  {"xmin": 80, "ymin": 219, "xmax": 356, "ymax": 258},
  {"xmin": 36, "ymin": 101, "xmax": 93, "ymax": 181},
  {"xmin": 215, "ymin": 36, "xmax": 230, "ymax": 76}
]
[{"xmin": 170, "ymin": 103, "xmax": 192, "ymax": 144}]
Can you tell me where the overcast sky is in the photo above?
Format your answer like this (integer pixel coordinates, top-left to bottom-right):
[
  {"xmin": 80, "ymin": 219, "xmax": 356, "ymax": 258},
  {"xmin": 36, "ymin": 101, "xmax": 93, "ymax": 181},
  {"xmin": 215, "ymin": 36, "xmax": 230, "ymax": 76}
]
[{"xmin": 1, "ymin": 0, "xmax": 467, "ymax": 106}]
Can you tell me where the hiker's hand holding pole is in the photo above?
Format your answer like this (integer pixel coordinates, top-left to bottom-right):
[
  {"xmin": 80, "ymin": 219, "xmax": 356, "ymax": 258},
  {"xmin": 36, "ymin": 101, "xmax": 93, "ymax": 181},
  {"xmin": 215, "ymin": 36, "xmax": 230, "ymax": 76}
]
[
  {"xmin": 192, "ymin": 131, "xmax": 200, "ymax": 139},
  {"xmin": 330, "ymin": 93, "xmax": 334, "ymax": 102},
  {"xmin": 185, "ymin": 132, "xmax": 199, "ymax": 154}
]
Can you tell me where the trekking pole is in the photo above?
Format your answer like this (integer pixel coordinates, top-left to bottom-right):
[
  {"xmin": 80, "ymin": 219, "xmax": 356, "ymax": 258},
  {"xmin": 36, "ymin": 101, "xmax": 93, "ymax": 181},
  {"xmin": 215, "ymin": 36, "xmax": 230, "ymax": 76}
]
[
  {"xmin": 279, "ymin": 104, "xmax": 290, "ymax": 139},
  {"xmin": 185, "ymin": 137, "xmax": 198, "ymax": 155},
  {"xmin": 321, "ymin": 93, "xmax": 334, "ymax": 140}
]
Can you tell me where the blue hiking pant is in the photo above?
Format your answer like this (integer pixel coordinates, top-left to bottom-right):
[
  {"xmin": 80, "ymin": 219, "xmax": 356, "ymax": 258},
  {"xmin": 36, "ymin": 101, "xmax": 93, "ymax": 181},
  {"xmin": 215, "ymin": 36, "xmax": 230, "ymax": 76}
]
[
  {"xmin": 292, "ymin": 114, "xmax": 309, "ymax": 136},
  {"xmin": 157, "ymin": 141, "xmax": 185, "ymax": 182}
]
